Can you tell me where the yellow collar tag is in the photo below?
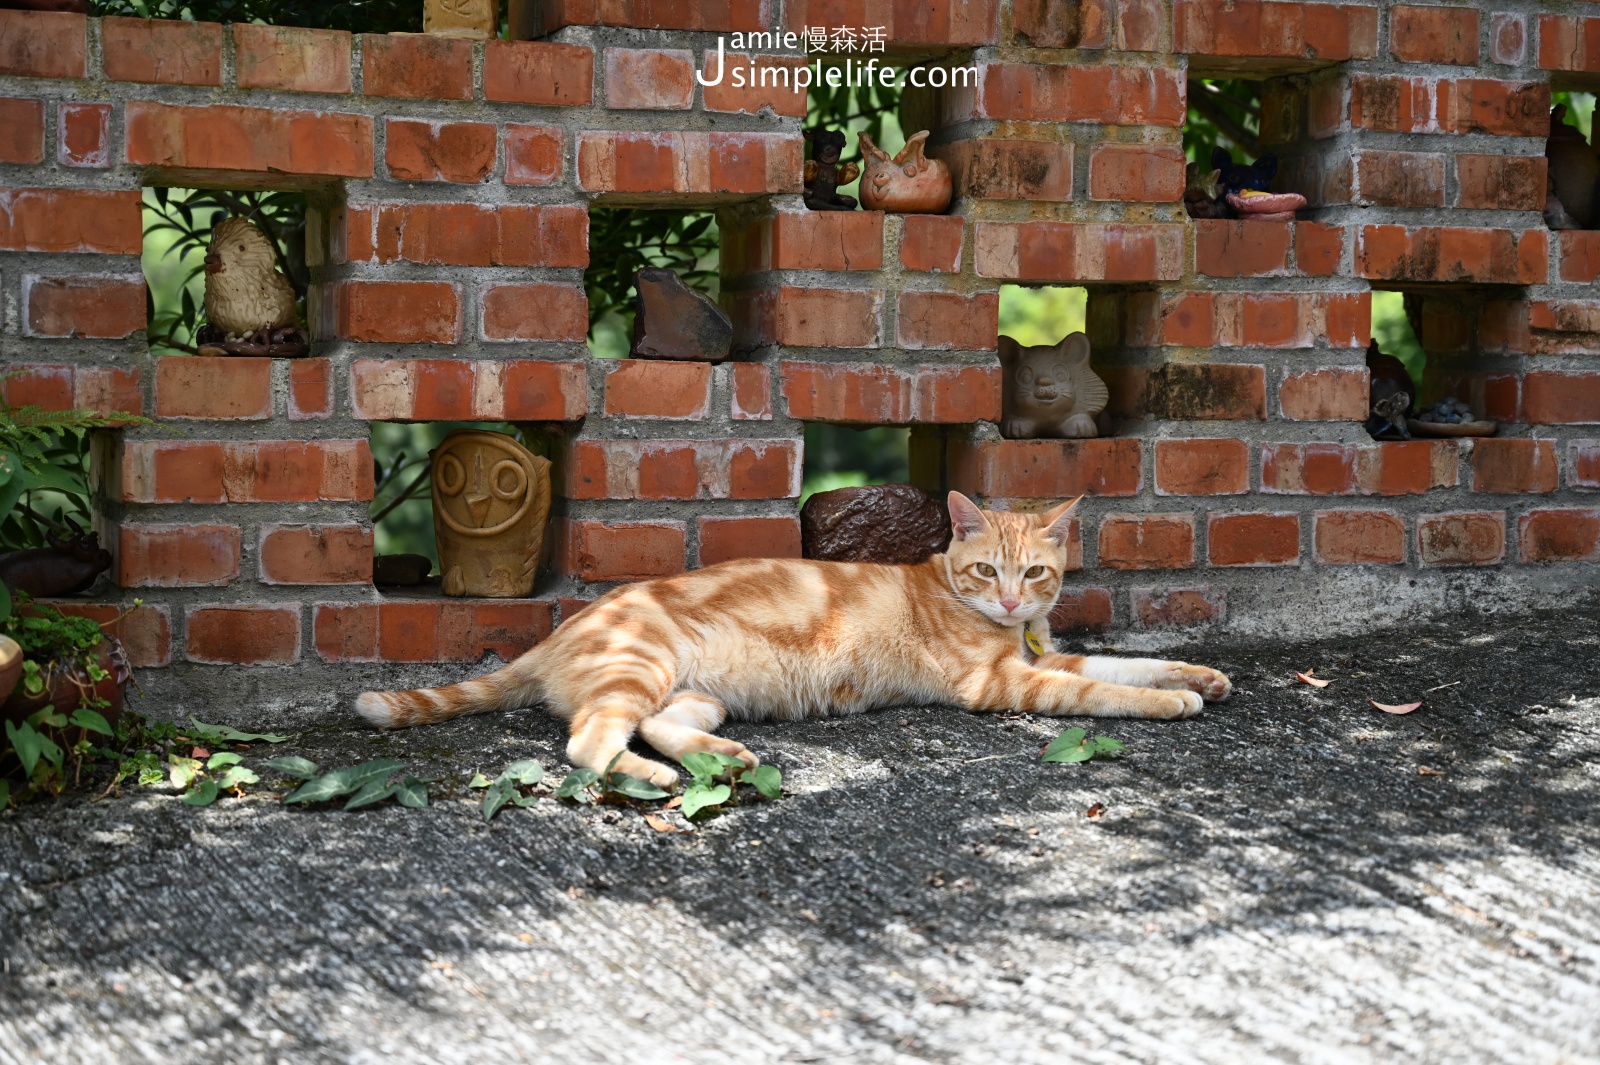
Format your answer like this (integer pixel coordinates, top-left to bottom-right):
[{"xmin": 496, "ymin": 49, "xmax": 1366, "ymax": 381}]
[{"xmin": 1024, "ymin": 628, "xmax": 1046, "ymax": 656}]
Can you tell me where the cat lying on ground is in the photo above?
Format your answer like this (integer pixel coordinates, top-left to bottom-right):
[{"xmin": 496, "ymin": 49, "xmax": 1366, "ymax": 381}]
[{"xmin": 357, "ymin": 493, "xmax": 1232, "ymax": 789}]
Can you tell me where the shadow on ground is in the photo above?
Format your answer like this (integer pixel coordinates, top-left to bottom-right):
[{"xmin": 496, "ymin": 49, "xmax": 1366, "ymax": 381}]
[{"xmin": 2, "ymin": 607, "xmax": 1597, "ymax": 1064}]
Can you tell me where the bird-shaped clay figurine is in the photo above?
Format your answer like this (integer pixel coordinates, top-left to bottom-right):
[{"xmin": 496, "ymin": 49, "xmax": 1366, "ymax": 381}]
[{"xmin": 203, "ymin": 217, "xmax": 298, "ymax": 341}]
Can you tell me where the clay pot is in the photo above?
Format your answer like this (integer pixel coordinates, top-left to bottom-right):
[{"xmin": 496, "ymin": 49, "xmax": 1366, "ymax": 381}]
[
  {"xmin": 858, "ymin": 131, "xmax": 952, "ymax": 214},
  {"xmin": 1, "ymin": 635, "xmax": 131, "ymax": 729},
  {"xmin": 1226, "ymin": 191, "xmax": 1306, "ymax": 221},
  {"xmin": 431, "ymin": 430, "xmax": 552, "ymax": 598},
  {"xmin": 0, "ymin": 636, "xmax": 21, "ymax": 705}
]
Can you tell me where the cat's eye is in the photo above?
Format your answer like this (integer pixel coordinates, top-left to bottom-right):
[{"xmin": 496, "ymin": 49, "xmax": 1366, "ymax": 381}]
[
  {"xmin": 1025, "ymin": 565, "xmax": 1044, "ymax": 578},
  {"xmin": 977, "ymin": 563, "xmax": 996, "ymax": 577},
  {"xmin": 1016, "ymin": 367, "xmax": 1034, "ymax": 385},
  {"xmin": 1054, "ymin": 365, "xmax": 1068, "ymax": 379}
]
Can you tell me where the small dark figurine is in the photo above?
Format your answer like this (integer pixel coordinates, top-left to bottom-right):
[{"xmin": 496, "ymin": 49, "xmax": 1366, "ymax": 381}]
[
  {"xmin": 1545, "ymin": 105, "xmax": 1600, "ymax": 230},
  {"xmin": 1365, "ymin": 340, "xmax": 1415, "ymax": 441},
  {"xmin": 1212, "ymin": 146, "xmax": 1277, "ymax": 196},
  {"xmin": 802, "ymin": 129, "xmax": 861, "ymax": 212},
  {"xmin": 1183, "ymin": 163, "xmax": 1228, "ymax": 219},
  {"xmin": 0, "ymin": 529, "xmax": 112, "ymax": 599}
]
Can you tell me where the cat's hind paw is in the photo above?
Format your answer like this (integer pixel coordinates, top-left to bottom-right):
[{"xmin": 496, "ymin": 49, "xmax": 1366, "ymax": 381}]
[
  {"xmin": 1179, "ymin": 664, "xmax": 1232, "ymax": 702},
  {"xmin": 1144, "ymin": 689, "xmax": 1203, "ymax": 719}
]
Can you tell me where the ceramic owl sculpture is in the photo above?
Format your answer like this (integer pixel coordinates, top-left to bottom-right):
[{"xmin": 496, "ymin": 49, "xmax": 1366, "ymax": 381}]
[
  {"xmin": 203, "ymin": 217, "xmax": 298, "ymax": 340},
  {"xmin": 431, "ymin": 430, "xmax": 552, "ymax": 598},
  {"xmin": 998, "ymin": 332, "xmax": 1110, "ymax": 440}
]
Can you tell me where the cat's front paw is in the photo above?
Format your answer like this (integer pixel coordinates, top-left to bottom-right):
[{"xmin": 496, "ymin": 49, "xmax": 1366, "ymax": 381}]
[
  {"xmin": 1178, "ymin": 664, "xmax": 1232, "ymax": 702},
  {"xmin": 1002, "ymin": 417, "xmax": 1036, "ymax": 439},
  {"xmin": 1145, "ymin": 689, "xmax": 1203, "ymax": 719},
  {"xmin": 1058, "ymin": 413, "xmax": 1098, "ymax": 438}
]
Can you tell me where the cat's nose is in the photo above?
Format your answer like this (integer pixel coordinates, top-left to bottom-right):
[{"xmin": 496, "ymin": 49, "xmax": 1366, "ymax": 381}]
[
  {"xmin": 1001, "ymin": 597, "xmax": 1020, "ymax": 614},
  {"xmin": 1036, "ymin": 377, "xmax": 1054, "ymax": 386}
]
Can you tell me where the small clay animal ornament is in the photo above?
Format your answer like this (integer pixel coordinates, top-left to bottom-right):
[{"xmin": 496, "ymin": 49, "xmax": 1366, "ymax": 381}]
[
  {"xmin": 998, "ymin": 332, "xmax": 1109, "ymax": 440},
  {"xmin": 1212, "ymin": 146, "xmax": 1278, "ymax": 196},
  {"xmin": 1545, "ymin": 106, "xmax": 1600, "ymax": 230},
  {"xmin": 431, "ymin": 430, "xmax": 552, "ymax": 598},
  {"xmin": 857, "ymin": 131, "xmax": 953, "ymax": 213},
  {"xmin": 1365, "ymin": 340, "xmax": 1415, "ymax": 442},
  {"xmin": 802, "ymin": 129, "xmax": 860, "ymax": 212},
  {"xmin": 200, "ymin": 217, "xmax": 307, "ymax": 356},
  {"xmin": 1184, "ymin": 163, "xmax": 1228, "ymax": 219},
  {"xmin": 0, "ymin": 529, "xmax": 112, "ymax": 599}
]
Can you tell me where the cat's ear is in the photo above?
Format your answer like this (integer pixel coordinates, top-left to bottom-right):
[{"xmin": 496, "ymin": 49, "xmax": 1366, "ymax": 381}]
[
  {"xmin": 947, "ymin": 491, "xmax": 992, "ymax": 541},
  {"xmin": 997, "ymin": 335, "xmax": 1018, "ymax": 363},
  {"xmin": 1060, "ymin": 331, "xmax": 1091, "ymax": 365},
  {"xmin": 1037, "ymin": 495, "xmax": 1082, "ymax": 547}
]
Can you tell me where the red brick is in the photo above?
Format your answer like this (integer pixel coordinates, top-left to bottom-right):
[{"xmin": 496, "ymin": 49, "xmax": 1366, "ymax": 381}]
[
  {"xmin": 0, "ymin": 188, "xmax": 142, "ymax": 254},
  {"xmin": 738, "ymin": 287, "xmax": 883, "ymax": 349},
  {"xmin": 930, "ymin": 138, "xmax": 1074, "ymax": 202},
  {"xmin": 1455, "ymin": 154, "xmax": 1545, "ymax": 211},
  {"xmin": 114, "ymin": 441, "xmax": 223, "ymax": 504},
  {"xmin": 385, "ymin": 119, "xmax": 495, "ymax": 183},
  {"xmin": 1389, "ymin": 5, "xmax": 1478, "ymax": 65},
  {"xmin": 0, "ymin": 365, "xmax": 71, "ymax": 410},
  {"xmin": 1130, "ymin": 587, "xmax": 1225, "ymax": 628},
  {"xmin": 1, "ymin": 364, "xmax": 141, "ymax": 416},
  {"xmin": 329, "ymin": 280, "xmax": 460, "ymax": 344},
  {"xmin": 605, "ymin": 361, "xmax": 712, "ymax": 419},
  {"xmin": 362, "ymin": 34, "xmax": 471, "ymax": 99},
  {"xmin": 1558, "ymin": 232, "xmax": 1600, "ymax": 284},
  {"xmin": 155, "ymin": 357, "xmax": 271, "ymax": 420},
  {"xmin": 259, "ymin": 525, "xmax": 373, "ymax": 585},
  {"xmin": 101, "ymin": 16, "xmax": 220, "ymax": 86},
  {"xmin": 900, "ymin": 215, "xmax": 964, "ymax": 272},
  {"xmin": 57, "ymin": 101, "xmax": 109, "ymax": 167},
  {"xmin": 233, "ymin": 24, "xmax": 351, "ymax": 93},
  {"xmin": 505, "ymin": 124, "xmax": 564, "ymax": 185},
  {"xmin": 350, "ymin": 359, "xmax": 587, "ymax": 421},
  {"xmin": 312, "ymin": 603, "xmax": 377, "ymax": 663},
  {"xmin": 24, "ymin": 275, "xmax": 144, "ymax": 338},
  {"xmin": 289, "ymin": 359, "xmax": 332, "ymax": 420},
  {"xmin": 1354, "ymin": 150, "xmax": 1446, "ymax": 207},
  {"xmin": 557, "ymin": 598, "xmax": 594, "ymax": 625},
  {"xmin": 1490, "ymin": 13, "xmax": 1526, "ymax": 65},
  {"xmin": 1279, "ymin": 368, "xmax": 1368, "ymax": 420},
  {"xmin": 1524, "ymin": 373, "xmax": 1600, "ymax": 424},
  {"xmin": 731, "ymin": 363, "xmax": 772, "ymax": 421},
  {"xmin": 484, "ymin": 40, "xmax": 594, "ymax": 105},
  {"xmin": 975, "ymin": 221, "xmax": 1184, "ymax": 282},
  {"xmin": 577, "ymin": 130, "xmax": 802, "ymax": 197},
  {"xmin": 604, "ymin": 47, "xmax": 692, "ymax": 109},
  {"xmin": 1262, "ymin": 441, "xmax": 1459, "ymax": 496},
  {"xmin": 116, "ymin": 524, "xmax": 240, "ymax": 588},
  {"xmin": 1295, "ymin": 222, "xmax": 1343, "ymax": 274},
  {"xmin": 697, "ymin": 516, "xmax": 803, "ymax": 566},
  {"xmin": 1174, "ymin": 0, "xmax": 1378, "ymax": 60},
  {"xmin": 1518, "ymin": 509, "xmax": 1600, "ymax": 563},
  {"xmin": 779, "ymin": 362, "xmax": 996, "ymax": 424},
  {"xmin": 0, "ymin": 98, "xmax": 44, "ymax": 163},
  {"xmin": 1154, "ymin": 439, "xmax": 1249, "ymax": 496},
  {"xmin": 553, "ymin": 0, "xmax": 768, "ymax": 33},
  {"xmin": 764, "ymin": 211, "xmax": 884, "ymax": 272},
  {"xmin": 559, "ymin": 519, "xmax": 686, "ymax": 582},
  {"xmin": 437, "ymin": 601, "xmax": 554, "ymax": 662},
  {"xmin": 362, "ymin": 202, "xmax": 587, "ymax": 268},
  {"xmin": 701, "ymin": 52, "xmax": 808, "ymax": 116},
  {"xmin": 1098, "ymin": 513, "xmax": 1195, "ymax": 570},
  {"xmin": 0, "ymin": 10, "xmax": 86, "ymax": 79},
  {"xmin": 896, "ymin": 291, "xmax": 998, "ymax": 351},
  {"xmin": 972, "ymin": 63, "xmax": 1184, "ymax": 125},
  {"xmin": 1539, "ymin": 14, "xmax": 1600, "ymax": 73},
  {"xmin": 215, "ymin": 441, "xmax": 372, "ymax": 503},
  {"xmin": 1196, "ymin": 219, "xmax": 1291, "ymax": 277},
  {"xmin": 1146, "ymin": 364, "xmax": 1267, "ymax": 420},
  {"xmin": 43, "ymin": 602, "xmax": 172, "ymax": 669},
  {"xmin": 1014, "ymin": 0, "xmax": 1108, "ymax": 47},
  {"xmin": 1418, "ymin": 512, "xmax": 1505, "ymax": 566},
  {"xmin": 1049, "ymin": 587, "xmax": 1115, "ymax": 633},
  {"xmin": 947, "ymin": 438, "xmax": 1142, "ymax": 499},
  {"xmin": 1471, "ymin": 438, "xmax": 1558, "ymax": 494},
  {"xmin": 914, "ymin": 366, "xmax": 1004, "ymax": 424},
  {"xmin": 1207, "ymin": 512, "xmax": 1299, "ymax": 567},
  {"xmin": 186, "ymin": 605, "xmax": 301, "ymax": 665},
  {"xmin": 125, "ymin": 101, "xmax": 373, "ymax": 178},
  {"xmin": 1571, "ymin": 441, "xmax": 1600, "ymax": 488},
  {"xmin": 1357, "ymin": 225, "xmax": 1547, "ymax": 285},
  {"xmin": 375, "ymin": 602, "xmax": 439, "ymax": 662},
  {"xmin": 1313, "ymin": 510, "xmax": 1406, "ymax": 564},
  {"xmin": 1088, "ymin": 144, "xmax": 1185, "ymax": 202},
  {"xmin": 481, "ymin": 283, "xmax": 588, "ymax": 342}
]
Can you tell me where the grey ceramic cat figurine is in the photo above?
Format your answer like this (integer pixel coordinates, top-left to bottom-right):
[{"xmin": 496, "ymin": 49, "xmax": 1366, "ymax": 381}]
[{"xmin": 998, "ymin": 332, "xmax": 1110, "ymax": 439}]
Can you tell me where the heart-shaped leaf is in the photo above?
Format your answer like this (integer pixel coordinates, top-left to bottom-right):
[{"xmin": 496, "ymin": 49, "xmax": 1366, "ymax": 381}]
[
  {"xmin": 188, "ymin": 719, "xmax": 287, "ymax": 743},
  {"xmin": 1370, "ymin": 699, "xmax": 1422, "ymax": 715},
  {"xmin": 741, "ymin": 765, "xmax": 783, "ymax": 800},
  {"xmin": 283, "ymin": 769, "xmax": 361, "ymax": 804},
  {"xmin": 605, "ymin": 773, "xmax": 669, "ymax": 801},
  {"xmin": 216, "ymin": 766, "xmax": 258, "ymax": 789},
  {"xmin": 481, "ymin": 778, "xmax": 516, "ymax": 821},
  {"xmin": 396, "ymin": 778, "xmax": 429, "ymax": 809},
  {"xmin": 1043, "ymin": 746, "xmax": 1094, "ymax": 764},
  {"xmin": 69, "ymin": 708, "xmax": 114, "ymax": 736},
  {"xmin": 206, "ymin": 752, "xmax": 244, "ymax": 770},
  {"xmin": 182, "ymin": 780, "xmax": 220, "ymax": 806},
  {"xmin": 263, "ymin": 755, "xmax": 319, "ymax": 779},
  {"xmin": 345, "ymin": 780, "xmax": 398, "ymax": 810},
  {"xmin": 556, "ymin": 769, "xmax": 599, "ymax": 801},
  {"xmin": 343, "ymin": 759, "xmax": 407, "ymax": 790},
  {"xmin": 680, "ymin": 782, "xmax": 730, "ymax": 819},
  {"xmin": 1041, "ymin": 727, "xmax": 1089, "ymax": 763},
  {"xmin": 681, "ymin": 752, "xmax": 721, "ymax": 783},
  {"xmin": 500, "ymin": 759, "xmax": 544, "ymax": 786},
  {"xmin": 468, "ymin": 772, "xmax": 492, "ymax": 788}
]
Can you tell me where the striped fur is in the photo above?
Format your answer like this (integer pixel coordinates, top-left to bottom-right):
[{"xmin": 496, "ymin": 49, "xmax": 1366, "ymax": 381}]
[{"xmin": 356, "ymin": 493, "xmax": 1232, "ymax": 789}]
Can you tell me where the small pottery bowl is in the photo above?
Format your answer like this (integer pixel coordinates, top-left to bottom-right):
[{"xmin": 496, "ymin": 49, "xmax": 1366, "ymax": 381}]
[{"xmin": 0, "ymin": 636, "xmax": 21, "ymax": 704}]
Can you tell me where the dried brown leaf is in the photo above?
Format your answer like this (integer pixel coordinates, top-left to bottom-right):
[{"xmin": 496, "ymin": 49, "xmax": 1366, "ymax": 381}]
[
  {"xmin": 1370, "ymin": 699, "xmax": 1423, "ymax": 715},
  {"xmin": 1295, "ymin": 671, "xmax": 1331, "ymax": 688},
  {"xmin": 644, "ymin": 814, "xmax": 678, "ymax": 833}
]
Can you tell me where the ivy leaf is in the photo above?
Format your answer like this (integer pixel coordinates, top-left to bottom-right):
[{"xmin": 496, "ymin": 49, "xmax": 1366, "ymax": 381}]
[
  {"xmin": 187, "ymin": 718, "xmax": 288, "ymax": 744},
  {"xmin": 345, "ymin": 781, "xmax": 398, "ymax": 810},
  {"xmin": 1091, "ymin": 737, "xmax": 1125, "ymax": 755},
  {"xmin": 499, "ymin": 759, "xmax": 544, "ymax": 786},
  {"xmin": 680, "ymin": 782, "xmax": 730, "ymax": 819},
  {"xmin": 1043, "ymin": 746, "xmax": 1094, "ymax": 764},
  {"xmin": 1041, "ymin": 728, "xmax": 1090, "ymax": 763},
  {"xmin": 5, "ymin": 720, "xmax": 48, "ymax": 777},
  {"xmin": 27, "ymin": 707, "xmax": 67, "ymax": 730},
  {"xmin": 681, "ymin": 752, "xmax": 721, "ymax": 783},
  {"xmin": 741, "ymin": 765, "xmax": 783, "ymax": 800},
  {"xmin": 481, "ymin": 778, "xmax": 516, "ymax": 821},
  {"xmin": 182, "ymin": 780, "xmax": 220, "ymax": 806},
  {"xmin": 206, "ymin": 751, "xmax": 244, "ymax": 770},
  {"xmin": 605, "ymin": 772, "xmax": 669, "ymax": 801},
  {"xmin": 68, "ymin": 708, "xmax": 114, "ymax": 736},
  {"xmin": 216, "ymin": 766, "xmax": 258, "ymax": 789},
  {"xmin": 556, "ymin": 769, "xmax": 599, "ymax": 801},
  {"xmin": 468, "ymin": 772, "xmax": 492, "ymax": 788},
  {"xmin": 395, "ymin": 778, "xmax": 429, "ymax": 809},
  {"xmin": 343, "ymin": 759, "xmax": 407, "ymax": 790},
  {"xmin": 263, "ymin": 755, "xmax": 319, "ymax": 779},
  {"xmin": 167, "ymin": 754, "xmax": 203, "ymax": 790}
]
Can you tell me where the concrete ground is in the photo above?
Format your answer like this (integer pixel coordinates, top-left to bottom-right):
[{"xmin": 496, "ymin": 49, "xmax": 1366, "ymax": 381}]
[{"xmin": 1, "ymin": 607, "xmax": 1598, "ymax": 1065}]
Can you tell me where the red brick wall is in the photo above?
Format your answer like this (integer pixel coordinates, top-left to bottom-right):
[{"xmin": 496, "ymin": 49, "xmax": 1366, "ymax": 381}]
[{"xmin": 0, "ymin": 2, "xmax": 1594, "ymax": 682}]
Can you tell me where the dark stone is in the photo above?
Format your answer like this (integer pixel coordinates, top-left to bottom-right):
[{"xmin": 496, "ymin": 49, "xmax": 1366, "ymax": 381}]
[
  {"xmin": 373, "ymin": 553, "xmax": 433, "ymax": 587},
  {"xmin": 629, "ymin": 268, "xmax": 733, "ymax": 362},
  {"xmin": 0, "ymin": 532, "xmax": 111, "ymax": 599},
  {"xmin": 801, "ymin": 484, "xmax": 952, "ymax": 565}
]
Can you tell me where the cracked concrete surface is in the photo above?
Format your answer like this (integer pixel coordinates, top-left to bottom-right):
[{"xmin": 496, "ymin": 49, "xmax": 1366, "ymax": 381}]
[{"xmin": 2, "ymin": 607, "xmax": 1598, "ymax": 1064}]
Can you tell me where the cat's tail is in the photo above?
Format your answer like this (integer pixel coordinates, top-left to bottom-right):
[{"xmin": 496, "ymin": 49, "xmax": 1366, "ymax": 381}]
[{"xmin": 354, "ymin": 646, "xmax": 549, "ymax": 729}]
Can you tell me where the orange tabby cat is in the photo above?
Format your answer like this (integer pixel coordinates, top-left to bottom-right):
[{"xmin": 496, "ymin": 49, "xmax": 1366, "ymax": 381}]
[{"xmin": 357, "ymin": 493, "xmax": 1231, "ymax": 788}]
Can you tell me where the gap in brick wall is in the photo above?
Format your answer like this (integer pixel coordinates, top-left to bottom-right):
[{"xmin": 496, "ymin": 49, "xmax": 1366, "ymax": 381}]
[
  {"xmin": 1371, "ymin": 289, "xmax": 1426, "ymax": 384},
  {"xmin": 800, "ymin": 425, "xmax": 909, "ymax": 504},
  {"xmin": 369, "ymin": 421, "xmax": 553, "ymax": 591},
  {"xmin": 584, "ymin": 207, "xmax": 719, "ymax": 360},
  {"xmin": 1184, "ymin": 78, "xmax": 1262, "ymax": 168},
  {"xmin": 807, "ymin": 67, "xmax": 906, "ymax": 206},
  {"xmin": 140, "ymin": 187, "xmax": 308, "ymax": 355}
]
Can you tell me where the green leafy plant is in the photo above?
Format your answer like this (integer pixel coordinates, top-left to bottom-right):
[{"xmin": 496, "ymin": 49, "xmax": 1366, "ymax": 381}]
[
  {"xmin": 679, "ymin": 753, "xmax": 782, "ymax": 819},
  {"xmin": 1041, "ymin": 728, "xmax": 1125, "ymax": 764},
  {"xmin": 470, "ymin": 758, "xmax": 545, "ymax": 821},
  {"xmin": 274, "ymin": 757, "xmax": 430, "ymax": 810}
]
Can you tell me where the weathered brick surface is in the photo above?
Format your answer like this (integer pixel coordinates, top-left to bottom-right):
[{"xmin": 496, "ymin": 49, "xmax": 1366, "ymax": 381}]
[
  {"xmin": 187, "ymin": 605, "xmax": 301, "ymax": 665},
  {"xmin": 697, "ymin": 516, "xmax": 803, "ymax": 566}
]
